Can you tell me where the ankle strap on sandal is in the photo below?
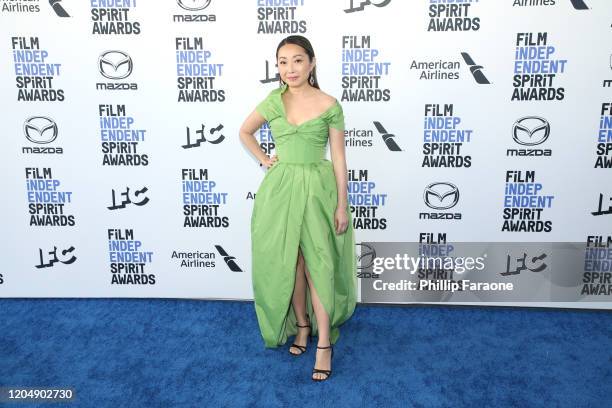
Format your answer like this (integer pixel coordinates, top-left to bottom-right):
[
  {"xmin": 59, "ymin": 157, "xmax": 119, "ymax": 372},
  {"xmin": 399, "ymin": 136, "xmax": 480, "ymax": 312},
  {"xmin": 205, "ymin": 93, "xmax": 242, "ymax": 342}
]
[{"xmin": 296, "ymin": 314, "xmax": 311, "ymax": 328}]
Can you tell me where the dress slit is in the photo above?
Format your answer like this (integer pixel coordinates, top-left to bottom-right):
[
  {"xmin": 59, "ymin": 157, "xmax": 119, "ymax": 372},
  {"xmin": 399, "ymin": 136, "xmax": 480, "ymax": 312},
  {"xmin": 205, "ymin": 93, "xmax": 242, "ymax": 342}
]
[{"xmin": 251, "ymin": 84, "xmax": 356, "ymax": 348}]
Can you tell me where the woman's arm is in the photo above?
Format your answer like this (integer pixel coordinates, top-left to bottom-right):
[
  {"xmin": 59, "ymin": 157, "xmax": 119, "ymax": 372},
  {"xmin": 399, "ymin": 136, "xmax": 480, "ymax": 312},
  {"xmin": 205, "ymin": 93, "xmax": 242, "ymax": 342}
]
[
  {"xmin": 329, "ymin": 127, "xmax": 349, "ymax": 234},
  {"xmin": 239, "ymin": 110, "xmax": 277, "ymax": 169}
]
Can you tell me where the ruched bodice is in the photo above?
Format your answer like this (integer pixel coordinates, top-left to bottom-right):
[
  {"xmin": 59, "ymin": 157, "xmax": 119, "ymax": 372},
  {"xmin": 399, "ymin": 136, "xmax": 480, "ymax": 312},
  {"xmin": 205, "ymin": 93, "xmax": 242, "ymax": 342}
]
[{"xmin": 256, "ymin": 83, "xmax": 344, "ymax": 164}]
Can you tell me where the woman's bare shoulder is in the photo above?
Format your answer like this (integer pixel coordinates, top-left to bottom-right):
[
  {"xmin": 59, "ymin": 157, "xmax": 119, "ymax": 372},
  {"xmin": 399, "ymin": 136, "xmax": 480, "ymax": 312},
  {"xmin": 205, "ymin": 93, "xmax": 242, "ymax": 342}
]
[{"xmin": 315, "ymin": 89, "xmax": 338, "ymax": 108}]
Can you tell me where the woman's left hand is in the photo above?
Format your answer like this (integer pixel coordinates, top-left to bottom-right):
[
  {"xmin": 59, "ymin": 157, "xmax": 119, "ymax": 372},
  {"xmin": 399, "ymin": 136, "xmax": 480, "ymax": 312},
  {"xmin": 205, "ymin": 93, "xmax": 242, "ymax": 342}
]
[{"xmin": 334, "ymin": 207, "xmax": 349, "ymax": 235}]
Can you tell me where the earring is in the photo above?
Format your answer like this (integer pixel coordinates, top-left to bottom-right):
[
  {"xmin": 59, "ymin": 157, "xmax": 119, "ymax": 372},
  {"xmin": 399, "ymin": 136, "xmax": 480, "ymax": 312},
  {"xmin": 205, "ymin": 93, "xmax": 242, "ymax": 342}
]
[{"xmin": 309, "ymin": 74, "xmax": 315, "ymax": 86}]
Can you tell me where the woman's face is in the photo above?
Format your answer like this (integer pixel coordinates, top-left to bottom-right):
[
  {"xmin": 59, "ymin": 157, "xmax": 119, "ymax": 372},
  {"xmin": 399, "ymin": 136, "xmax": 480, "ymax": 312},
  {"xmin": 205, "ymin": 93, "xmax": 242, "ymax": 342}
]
[{"xmin": 277, "ymin": 43, "xmax": 314, "ymax": 87}]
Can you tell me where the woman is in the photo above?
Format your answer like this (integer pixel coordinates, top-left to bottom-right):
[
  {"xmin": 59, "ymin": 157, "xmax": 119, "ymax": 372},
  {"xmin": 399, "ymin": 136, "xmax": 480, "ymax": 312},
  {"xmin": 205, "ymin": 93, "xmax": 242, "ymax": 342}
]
[{"xmin": 239, "ymin": 35, "xmax": 357, "ymax": 382}]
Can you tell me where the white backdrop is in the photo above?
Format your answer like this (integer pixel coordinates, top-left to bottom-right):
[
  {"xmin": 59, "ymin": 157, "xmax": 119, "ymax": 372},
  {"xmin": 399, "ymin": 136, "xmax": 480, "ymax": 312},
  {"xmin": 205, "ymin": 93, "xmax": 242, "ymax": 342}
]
[{"xmin": 1, "ymin": 0, "xmax": 611, "ymax": 309}]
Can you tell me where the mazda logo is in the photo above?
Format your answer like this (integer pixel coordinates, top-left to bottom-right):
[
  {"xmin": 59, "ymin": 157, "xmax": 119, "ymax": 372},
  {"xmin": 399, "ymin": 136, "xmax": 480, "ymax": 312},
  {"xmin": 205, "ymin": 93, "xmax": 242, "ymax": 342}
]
[
  {"xmin": 98, "ymin": 50, "xmax": 133, "ymax": 80},
  {"xmin": 512, "ymin": 116, "xmax": 550, "ymax": 146},
  {"xmin": 424, "ymin": 182, "xmax": 459, "ymax": 210},
  {"xmin": 356, "ymin": 242, "xmax": 376, "ymax": 270},
  {"xmin": 24, "ymin": 116, "xmax": 58, "ymax": 144},
  {"xmin": 177, "ymin": 0, "xmax": 212, "ymax": 11}
]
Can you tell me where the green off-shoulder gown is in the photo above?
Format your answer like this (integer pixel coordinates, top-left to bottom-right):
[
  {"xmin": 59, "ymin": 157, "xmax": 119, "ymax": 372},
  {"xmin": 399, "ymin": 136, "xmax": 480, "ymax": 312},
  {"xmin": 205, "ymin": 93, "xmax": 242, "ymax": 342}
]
[{"xmin": 251, "ymin": 84, "xmax": 357, "ymax": 348}]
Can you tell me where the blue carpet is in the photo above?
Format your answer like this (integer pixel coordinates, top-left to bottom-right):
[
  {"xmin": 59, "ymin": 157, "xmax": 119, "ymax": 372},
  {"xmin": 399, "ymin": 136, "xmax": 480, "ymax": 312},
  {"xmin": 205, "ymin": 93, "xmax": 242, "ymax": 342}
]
[{"xmin": 0, "ymin": 299, "xmax": 610, "ymax": 407}]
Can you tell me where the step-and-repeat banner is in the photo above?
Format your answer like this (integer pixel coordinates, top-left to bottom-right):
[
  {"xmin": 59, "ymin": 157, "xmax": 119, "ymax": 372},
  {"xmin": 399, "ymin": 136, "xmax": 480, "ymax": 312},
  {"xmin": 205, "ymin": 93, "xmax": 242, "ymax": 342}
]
[{"xmin": 1, "ymin": 0, "xmax": 611, "ymax": 309}]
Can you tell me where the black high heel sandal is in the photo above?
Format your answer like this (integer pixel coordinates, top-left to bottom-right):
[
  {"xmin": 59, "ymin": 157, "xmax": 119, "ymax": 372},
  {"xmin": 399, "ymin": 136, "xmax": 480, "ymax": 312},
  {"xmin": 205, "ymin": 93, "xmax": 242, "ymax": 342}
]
[
  {"xmin": 312, "ymin": 343, "xmax": 333, "ymax": 382},
  {"xmin": 288, "ymin": 315, "xmax": 312, "ymax": 356}
]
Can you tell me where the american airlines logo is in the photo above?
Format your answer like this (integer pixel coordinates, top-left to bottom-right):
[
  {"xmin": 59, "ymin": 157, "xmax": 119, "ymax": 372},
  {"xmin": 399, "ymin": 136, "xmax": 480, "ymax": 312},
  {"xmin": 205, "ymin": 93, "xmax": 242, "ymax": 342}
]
[
  {"xmin": 461, "ymin": 52, "xmax": 490, "ymax": 85},
  {"xmin": 49, "ymin": 0, "xmax": 70, "ymax": 17},
  {"xmin": 513, "ymin": 0, "xmax": 589, "ymax": 9},
  {"xmin": 215, "ymin": 245, "xmax": 243, "ymax": 272},
  {"xmin": 569, "ymin": 0, "xmax": 589, "ymax": 10},
  {"xmin": 373, "ymin": 121, "xmax": 401, "ymax": 152}
]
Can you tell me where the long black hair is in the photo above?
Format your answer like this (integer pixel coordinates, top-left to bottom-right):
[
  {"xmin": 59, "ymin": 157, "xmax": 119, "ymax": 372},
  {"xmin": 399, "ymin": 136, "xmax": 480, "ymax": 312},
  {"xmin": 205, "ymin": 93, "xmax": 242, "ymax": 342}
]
[{"xmin": 275, "ymin": 35, "xmax": 320, "ymax": 89}]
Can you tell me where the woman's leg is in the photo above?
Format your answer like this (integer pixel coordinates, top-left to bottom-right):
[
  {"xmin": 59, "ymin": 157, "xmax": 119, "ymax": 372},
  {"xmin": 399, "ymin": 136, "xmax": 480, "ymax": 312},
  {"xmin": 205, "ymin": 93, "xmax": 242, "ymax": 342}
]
[
  {"xmin": 303, "ymin": 259, "xmax": 332, "ymax": 380},
  {"xmin": 289, "ymin": 247, "xmax": 310, "ymax": 354}
]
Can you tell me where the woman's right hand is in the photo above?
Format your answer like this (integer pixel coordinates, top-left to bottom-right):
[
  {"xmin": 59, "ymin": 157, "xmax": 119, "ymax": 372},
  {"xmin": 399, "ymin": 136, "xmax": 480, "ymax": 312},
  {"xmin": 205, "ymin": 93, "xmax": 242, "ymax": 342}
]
[{"xmin": 261, "ymin": 154, "xmax": 278, "ymax": 169}]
